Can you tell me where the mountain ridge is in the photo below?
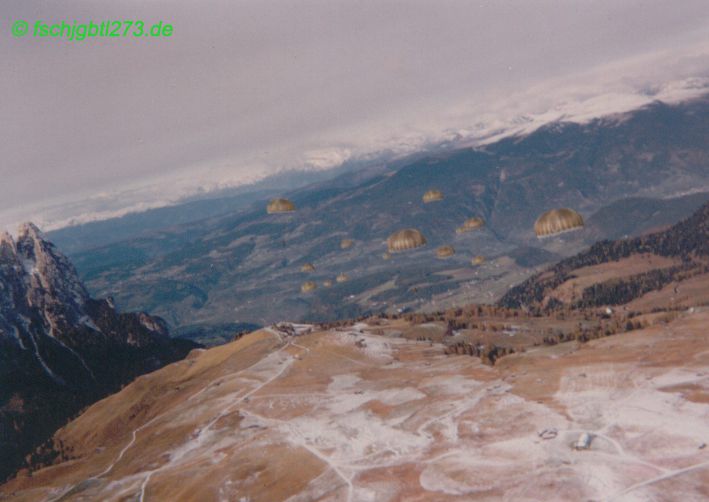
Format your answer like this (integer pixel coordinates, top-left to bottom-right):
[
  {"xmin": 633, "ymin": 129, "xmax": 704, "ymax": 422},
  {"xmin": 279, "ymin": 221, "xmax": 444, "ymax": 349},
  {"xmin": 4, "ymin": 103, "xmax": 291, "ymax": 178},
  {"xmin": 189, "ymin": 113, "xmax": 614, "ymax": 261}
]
[{"xmin": 0, "ymin": 224, "xmax": 199, "ymax": 481}]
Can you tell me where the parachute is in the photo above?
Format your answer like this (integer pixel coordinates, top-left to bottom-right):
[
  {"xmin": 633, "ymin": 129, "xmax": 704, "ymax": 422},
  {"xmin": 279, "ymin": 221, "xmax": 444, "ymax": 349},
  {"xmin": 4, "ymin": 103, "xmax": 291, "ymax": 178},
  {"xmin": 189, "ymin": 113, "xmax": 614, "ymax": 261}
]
[
  {"xmin": 456, "ymin": 217, "xmax": 485, "ymax": 234},
  {"xmin": 534, "ymin": 208, "xmax": 584, "ymax": 238},
  {"xmin": 471, "ymin": 255, "xmax": 485, "ymax": 266},
  {"xmin": 340, "ymin": 239, "xmax": 354, "ymax": 250},
  {"xmin": 436, "ymin": 245, "xmax": 455, "ymax": 258},
  {"xmin": 301, "ymin": 281, "xmax": 317, "ymax": 293},
  {"xmin": 300, "ymin": 263, "xmax": 315, "ymax": 273},
  {"xmin": 336, "ymin": 273, "xmax": 349, "ymax": 283},
  {"xmin": 422, "ymin": 189, "xmax": 444, "ymax": 203},
  {"xmin": 267, "ymin": 198, "xmax": 296, "ymax": 214},
  {"xmin": 387, "ymin": 228, "xmax": 427, "ymax": 252}
]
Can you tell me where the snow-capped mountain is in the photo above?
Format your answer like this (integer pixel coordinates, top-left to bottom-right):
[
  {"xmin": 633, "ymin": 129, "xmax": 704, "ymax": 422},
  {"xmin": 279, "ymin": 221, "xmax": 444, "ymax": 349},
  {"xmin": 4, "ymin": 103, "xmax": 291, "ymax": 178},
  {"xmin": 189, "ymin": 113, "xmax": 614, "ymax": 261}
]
[{"xmin": 0, "ymin": 223, "xmax": 198, "ymax": 481}]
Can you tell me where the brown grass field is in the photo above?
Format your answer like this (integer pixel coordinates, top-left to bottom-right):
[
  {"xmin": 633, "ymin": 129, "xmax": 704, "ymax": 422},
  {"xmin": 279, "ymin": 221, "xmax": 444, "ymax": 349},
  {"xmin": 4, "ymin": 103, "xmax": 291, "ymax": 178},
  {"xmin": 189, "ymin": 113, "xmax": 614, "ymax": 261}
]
[{"xmin": 2, "ymin": 284, "xmax": 708, "ymax": 501}]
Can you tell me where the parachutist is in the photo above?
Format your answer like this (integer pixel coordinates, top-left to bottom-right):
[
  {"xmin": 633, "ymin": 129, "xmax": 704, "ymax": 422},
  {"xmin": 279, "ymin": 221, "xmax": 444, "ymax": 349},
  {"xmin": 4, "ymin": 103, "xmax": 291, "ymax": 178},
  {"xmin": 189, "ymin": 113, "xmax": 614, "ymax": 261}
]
[
  {"xmin": 534, "ymin": 208, "xmax": 584, "ymax": 237},
  {"xmin": 266, "ymin": 198, "xmax": 296, "ymax": 214},
  {"xmin": 387, "ymin": 228, "xmax": 427, "ymax": 252}
]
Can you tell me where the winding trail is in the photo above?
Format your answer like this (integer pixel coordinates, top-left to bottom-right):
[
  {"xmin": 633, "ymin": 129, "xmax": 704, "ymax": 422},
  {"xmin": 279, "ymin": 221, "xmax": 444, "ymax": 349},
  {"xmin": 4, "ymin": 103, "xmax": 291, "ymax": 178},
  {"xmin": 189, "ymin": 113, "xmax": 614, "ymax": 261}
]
[
  {"xmin": 50, "ymin": 330, "xmax": 289, "ymax": 502},
  {"xmin": 608, "ymin": 460, "xmax": 709, "ymax": 500},
  {"xmin": 292, "ymin": 436, "xmax": 354, "ymax": 502},
  {"xmin": 238, "ymin": 408, "xmax": 355, "ymax": 502},
  {"xmin": 138, "ymin": 329, "xmax": 305, "ymax": 501}
]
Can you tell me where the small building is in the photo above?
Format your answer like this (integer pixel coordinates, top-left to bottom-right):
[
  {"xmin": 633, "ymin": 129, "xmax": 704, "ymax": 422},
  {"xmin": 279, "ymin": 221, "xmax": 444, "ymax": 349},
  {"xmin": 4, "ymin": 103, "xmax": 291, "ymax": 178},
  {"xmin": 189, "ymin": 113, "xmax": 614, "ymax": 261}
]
[{"xmin": 573, "ymin": 432, "xmax": 594, "ymax": 450}]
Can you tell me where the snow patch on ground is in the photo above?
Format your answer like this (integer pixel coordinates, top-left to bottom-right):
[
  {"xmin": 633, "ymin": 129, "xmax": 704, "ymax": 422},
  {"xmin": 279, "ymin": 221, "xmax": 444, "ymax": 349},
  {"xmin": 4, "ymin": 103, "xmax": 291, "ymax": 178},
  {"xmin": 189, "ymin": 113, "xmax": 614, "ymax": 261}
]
[
  {"xmin": 11, "ymin": 325, "xmax": 26, "ymax": 350},
  {"xmin": 327, "ymin": 374, "xmax": 361, "ymax": 392},
  {"xmin": 553, "ymin": 365, "xmax": 709, "ymax": 497},
  {"xmin": 329, "ymin": 330, "xmax": 404, "ymax": 362},
  {"xmin": 325, "ymin": 374, "xmax": 426, "ymax": 413},
  {"xmin": 285, "ymin": 409, "xmax": 431, "ymax": 463},
  {"xmin": 419, "ymin": 374, "xmax": 482, "ymax": 395},
  {"xmin": 79, "ymin": 315, "xmax": 103, "ymax": 333},
  {"xmin": 20, "ymin": 257, "xmax": 37, "ymax": 276},
  {"xmin": 420, "ymin": 454, "xmax": 516, "ymax": 495},
  {"xmin": 651, "ymin": 368, "xmax": 708, "ymax": 387}
]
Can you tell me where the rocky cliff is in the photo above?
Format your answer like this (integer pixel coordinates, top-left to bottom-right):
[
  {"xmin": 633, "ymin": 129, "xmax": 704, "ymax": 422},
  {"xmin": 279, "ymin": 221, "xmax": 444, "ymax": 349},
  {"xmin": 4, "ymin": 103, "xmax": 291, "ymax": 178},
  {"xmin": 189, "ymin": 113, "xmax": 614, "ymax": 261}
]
[{"xmin": 0, "ymin": 224, "xmax": 198, "ymax": 481}]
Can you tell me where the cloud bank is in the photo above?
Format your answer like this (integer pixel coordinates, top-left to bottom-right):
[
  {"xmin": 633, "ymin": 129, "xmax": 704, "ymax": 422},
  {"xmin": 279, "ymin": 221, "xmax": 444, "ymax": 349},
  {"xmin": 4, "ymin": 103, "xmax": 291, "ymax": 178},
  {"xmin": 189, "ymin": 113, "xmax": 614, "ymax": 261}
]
[{"xmin": 2, "ymin": 0, "xmax": 709, "ymax": 231}]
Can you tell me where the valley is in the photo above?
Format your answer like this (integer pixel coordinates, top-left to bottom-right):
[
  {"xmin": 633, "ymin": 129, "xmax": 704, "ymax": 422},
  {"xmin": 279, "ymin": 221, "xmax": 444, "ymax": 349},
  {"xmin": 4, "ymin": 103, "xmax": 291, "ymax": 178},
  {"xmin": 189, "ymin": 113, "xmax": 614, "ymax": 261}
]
[{"xmin": 50, "ymin": 98, "xmax": 709, "ymax": 345}]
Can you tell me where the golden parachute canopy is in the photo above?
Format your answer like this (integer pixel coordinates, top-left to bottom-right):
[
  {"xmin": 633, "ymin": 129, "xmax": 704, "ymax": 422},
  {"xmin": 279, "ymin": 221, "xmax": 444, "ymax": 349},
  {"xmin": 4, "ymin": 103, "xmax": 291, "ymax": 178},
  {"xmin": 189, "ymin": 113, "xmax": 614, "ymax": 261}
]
[
  {"xmin": 300, "ymin": 263, "xmax": 315, "ymax": 273},
  {"xmin": 301, "ymin": 281, "xmax": 317, "ymax": 293},
  {"xmin": 436, "ymin": 245, "xmax": 455, "ymax": 258},
  {"xmin": 422, "ymin": 189, "xmax": 444, "ymax": 203},
  {"xmin": 456, "ymin": 217, "xmax": 485, "ymax": 234},
  {"xmin": 267, "ymin": 198, "xmax": 296, "ymax": 214},
  {"xmin": 471, "ymin": 255, "xmax": 486, "ymax": 266},
  {"xmin": 534, "ymin": 208, "xmax": 584, "ymax": 238},
  {"xmin": 336, "ymin": 273, "xmax": 349, "ymax": 283},
  {"xmin": 387, "ymin": 228, "xmax": 427, "ymax": 253},
  {"xmin": 340, "ymin": 239, "xmax": 354, "ymax": 250},
  {"xmin": 322, "ymin": 279, "xmax": 333, "ymax": 288}
]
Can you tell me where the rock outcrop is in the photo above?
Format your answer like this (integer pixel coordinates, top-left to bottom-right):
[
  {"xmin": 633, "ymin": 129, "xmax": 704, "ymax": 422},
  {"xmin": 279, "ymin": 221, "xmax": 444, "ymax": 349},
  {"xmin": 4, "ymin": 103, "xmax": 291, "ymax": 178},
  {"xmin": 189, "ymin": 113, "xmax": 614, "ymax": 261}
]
[{"xmin": 0, "ymin": 223, "xmax": 198, "ymax": 481}]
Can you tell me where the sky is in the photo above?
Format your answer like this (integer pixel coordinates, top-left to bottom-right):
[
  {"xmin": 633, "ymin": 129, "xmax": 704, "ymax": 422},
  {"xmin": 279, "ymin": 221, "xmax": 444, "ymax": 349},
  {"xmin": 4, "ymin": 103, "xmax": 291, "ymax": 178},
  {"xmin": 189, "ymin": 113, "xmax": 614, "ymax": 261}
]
[{"xmin": 2, "ymin": 0, "xmax": 709, "ymax": 231}]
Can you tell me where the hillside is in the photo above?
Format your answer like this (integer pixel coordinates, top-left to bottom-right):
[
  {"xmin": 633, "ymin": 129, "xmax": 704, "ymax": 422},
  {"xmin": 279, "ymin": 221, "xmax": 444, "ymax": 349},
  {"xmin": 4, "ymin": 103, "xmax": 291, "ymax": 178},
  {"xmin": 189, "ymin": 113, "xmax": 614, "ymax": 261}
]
[
  {"xmin": 1, "ymin": 308, "xmax": 707, "ymax": 501},
  {"xmin": 499, "ymin": 199, "xmax": 709, "ymax": 310},
  {"xmin": 0, "ymin": 225, "xmax": 198, "ymax": 482},
  {"xmin": 584, "ymin": 192, "xmax": 709, "ymax": 240}
]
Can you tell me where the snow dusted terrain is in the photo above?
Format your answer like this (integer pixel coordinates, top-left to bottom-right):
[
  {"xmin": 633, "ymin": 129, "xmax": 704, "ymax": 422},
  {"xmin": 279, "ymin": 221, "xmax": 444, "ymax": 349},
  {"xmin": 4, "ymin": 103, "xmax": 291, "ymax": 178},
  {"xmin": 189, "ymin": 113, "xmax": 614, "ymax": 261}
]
[{"xmin": 2, "ymin": 311, "xmax": 708, "ymax": 501}]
